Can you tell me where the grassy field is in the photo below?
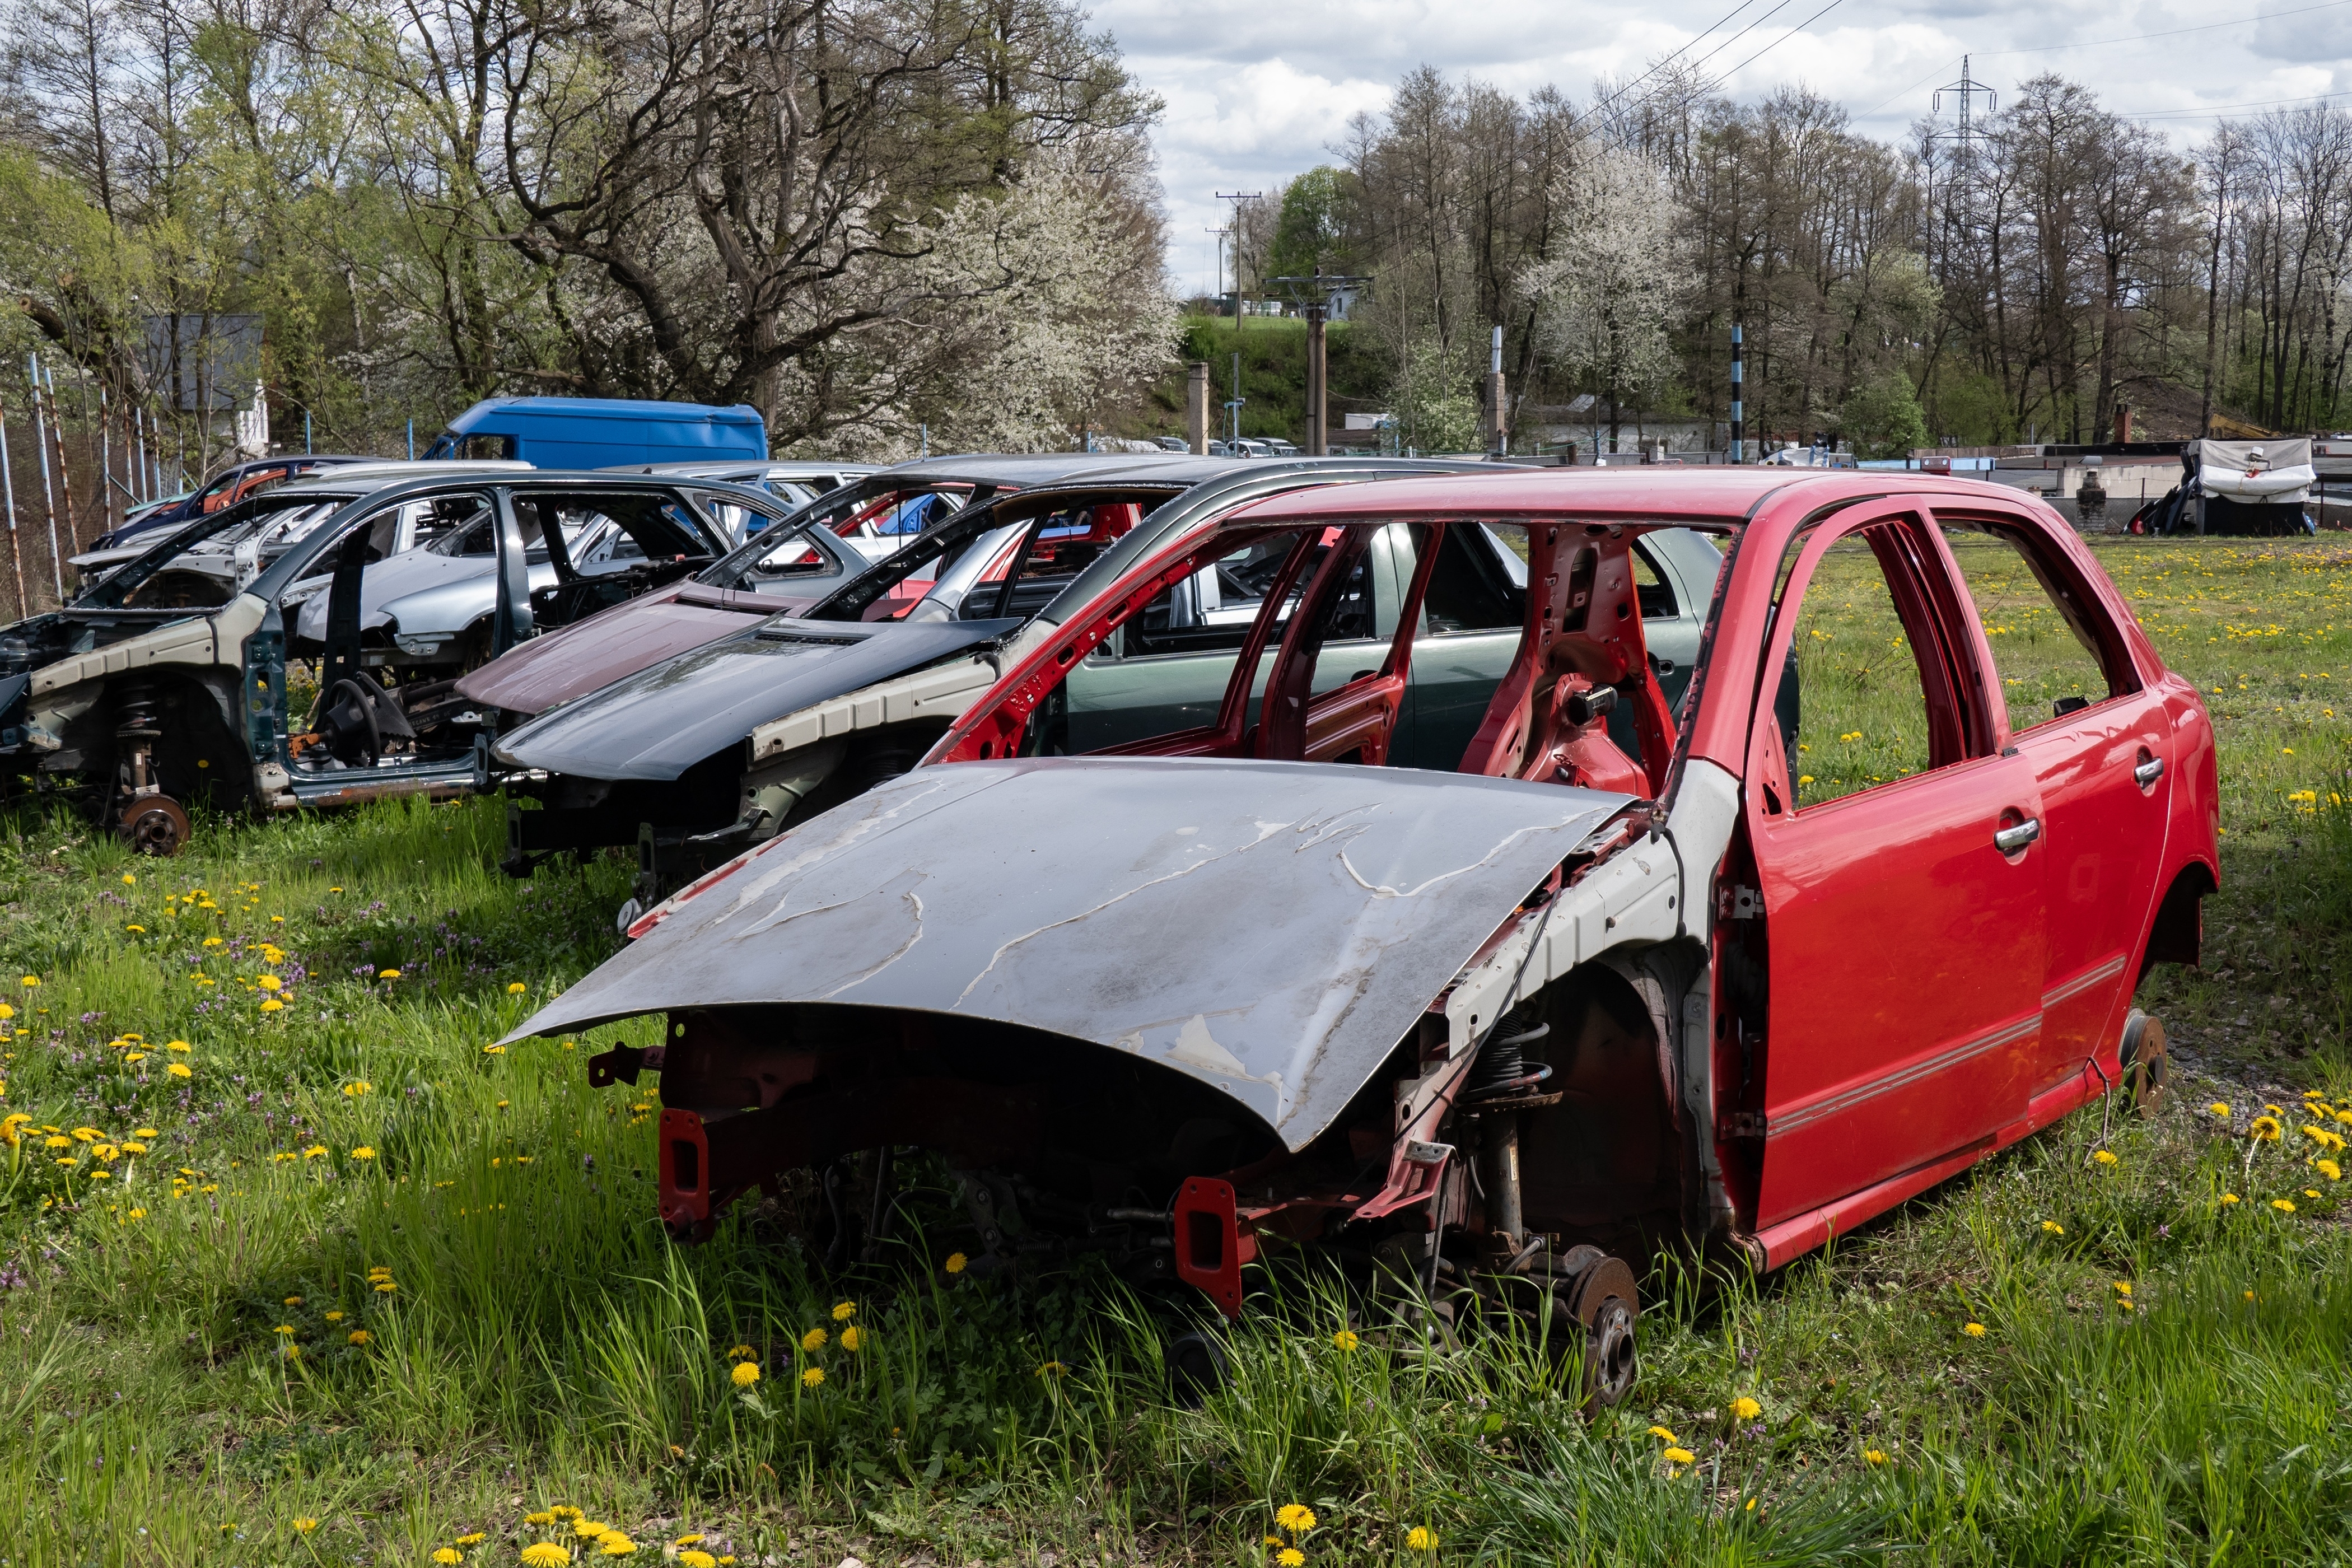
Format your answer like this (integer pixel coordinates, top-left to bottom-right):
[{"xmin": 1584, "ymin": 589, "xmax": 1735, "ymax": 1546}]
[{"xmin": 0, "ymin": 536, "xmax": 2348, "ymax": 1567}]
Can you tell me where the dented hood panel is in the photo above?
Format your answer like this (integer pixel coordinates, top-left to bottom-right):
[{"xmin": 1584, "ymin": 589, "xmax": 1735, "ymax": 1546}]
[
  {"xmin": 455, "ymin": 583, "xmax": 827, "ymax": 719},
  {"xmin": 491, "ymin": 616, "xmax": 1021, "ymax": 781},
  {"xmin": 512, "ymin": 758, "xmax": 1628, "ymax": 1149}
]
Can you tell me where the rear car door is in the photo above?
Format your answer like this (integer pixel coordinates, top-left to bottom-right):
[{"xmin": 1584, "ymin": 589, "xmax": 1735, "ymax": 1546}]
[
  {"xmin": 1744, "ymin": 504, "xmax": 2047, "ymax": 1230},
  {"xmin": 1934, "ymin": 501, "xmax": 2174, "ymax": 1101}
]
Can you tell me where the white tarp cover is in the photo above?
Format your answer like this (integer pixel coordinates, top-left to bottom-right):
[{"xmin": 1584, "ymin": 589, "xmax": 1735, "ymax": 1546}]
[{"xmin": 2197, "ymin": 437, "xmax": 2314, "ymax": 503}]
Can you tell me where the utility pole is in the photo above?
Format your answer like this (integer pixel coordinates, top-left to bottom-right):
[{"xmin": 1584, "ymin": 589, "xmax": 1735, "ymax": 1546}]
[
  {"xmin": 1485, "ymin": 325, "xmax": 1508, "ymax": 457},
  {"xmin": 1730, "ymin": 324, "xmax": 1745, "ymax": 463},
  {"xmin": 1270, "ymin": 269, "xmax": 1371, "ymax": 458},
  {"xmin": 1228, "ymin": 352, "xmax": 1244, "ymax": 447},
  {"xmin": 1187, "ymin": 362, "xmax": 1211, "ymax": 454},
  {"xmin": 1213, "ymin": 192, "xmax": 1264, "ymax": 327}
]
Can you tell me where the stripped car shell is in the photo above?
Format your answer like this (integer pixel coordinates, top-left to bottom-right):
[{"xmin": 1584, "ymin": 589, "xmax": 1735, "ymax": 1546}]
[{"xmin": 509, "ymin": 468, "xmax": 2218, "ymax": 1406}]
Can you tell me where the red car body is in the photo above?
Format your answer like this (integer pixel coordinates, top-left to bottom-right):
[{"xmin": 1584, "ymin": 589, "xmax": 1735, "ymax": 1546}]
[{"xmin": 515, "ymin": 469, "xmax": 2216, "ymax": 1401}]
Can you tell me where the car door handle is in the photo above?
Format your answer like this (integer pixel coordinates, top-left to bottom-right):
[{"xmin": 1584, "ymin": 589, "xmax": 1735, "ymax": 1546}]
[
  {"xmin": 2134, "ymin": 757, "xmax": 2164, "ymax": 787},
  {"xmin": 1994, "ymin": 818, "xmax": 2042, "ymax": 855}
]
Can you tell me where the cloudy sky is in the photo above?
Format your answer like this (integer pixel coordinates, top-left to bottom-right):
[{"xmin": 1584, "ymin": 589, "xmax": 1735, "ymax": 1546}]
[{"xmin": 1089, "ymin": 0, "xmax": 2352, "ymax": 295}]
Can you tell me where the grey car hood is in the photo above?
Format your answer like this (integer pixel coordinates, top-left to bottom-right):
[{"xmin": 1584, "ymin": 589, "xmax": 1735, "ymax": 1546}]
[
  {"xmin": 492, "ymin": 615, "xmax": 1023, "ymax": 781},
  {"xmin": 510, "ymin": 757, "xmax": 1628, "ymax": 1149}
]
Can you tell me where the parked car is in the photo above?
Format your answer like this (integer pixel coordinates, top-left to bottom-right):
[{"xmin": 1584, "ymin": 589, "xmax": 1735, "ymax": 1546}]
[
  {"xmin": 284, "ymin": 473, "xmax": 778, "ymax": 679},
  {"xmin": 421, "ymin": 396, "xmax": 767, "ymax": 468},
  {"xmin": 69, "ymin": 461, "xmax": 537, "ymax": 585},
  {"xmin": 0, "ymin": 472, "xmax": 800, "ymax": 851},
  {"xmin": 596, "ymin": 461, "xmax": 883, "ymax": 539},
  {"xmin": 482, "ymin": 456, "xmax": 1504, "ymax": 904},
  {"xmin": 450, "ymin": 455, "xmax": 1202, "ymax": 738},
  {"xmin": 511, "ymin": 467, "xmax": 2216, "ymax": 1407},
  {"xmin": 1154, "ymin": 436, "xmax": 1190, "ymax": 453},
  {"xmin": 89, "ymin": 454, "xmax": 383, "ymax": 550}
]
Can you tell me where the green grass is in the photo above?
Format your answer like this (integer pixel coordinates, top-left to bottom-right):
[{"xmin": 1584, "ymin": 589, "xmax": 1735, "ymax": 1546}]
[{"xmin": 1, "ymin": 538, "xmax": 2349, "ymax": 1565}]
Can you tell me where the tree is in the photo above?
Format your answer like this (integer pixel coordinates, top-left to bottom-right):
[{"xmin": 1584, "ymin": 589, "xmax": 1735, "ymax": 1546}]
[{"xmin": 1522, "ymin": 146, "xmax": 1690, "ymax": 451}]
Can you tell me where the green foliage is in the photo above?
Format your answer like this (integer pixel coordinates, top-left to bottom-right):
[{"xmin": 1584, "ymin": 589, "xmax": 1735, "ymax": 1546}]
[
  {"xmin": 1264, "ymin": 167, "xmax": 1355, "ymax": 286},
  {"xmin": 1837, "ymin": 374, "xmax": 1931, "ymax": 460}
]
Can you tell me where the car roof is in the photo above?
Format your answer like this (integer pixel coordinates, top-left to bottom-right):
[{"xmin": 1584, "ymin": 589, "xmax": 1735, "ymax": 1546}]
[
  {"xmin": 1220, "ymin": 466, "xmax": 2040, "ymax": 525},
  {"xmin": 599, "ymin": 460, "xmax": 883, "ymax": 477},
  {"xmin": 861, "ymin": 452, "xmax": 1210, "ymax": 485}
]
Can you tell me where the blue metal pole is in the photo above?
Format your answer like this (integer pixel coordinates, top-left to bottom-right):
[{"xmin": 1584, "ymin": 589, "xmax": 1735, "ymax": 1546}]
[{"xmin": 407, "ymin": 418, "xmax": 414, "ymax": 460}]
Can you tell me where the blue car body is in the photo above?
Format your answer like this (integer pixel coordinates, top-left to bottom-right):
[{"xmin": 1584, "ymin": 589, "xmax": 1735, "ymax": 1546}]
[{"xmin": 422, "ymin": 398, "xmax": 767, "ymax": 469}]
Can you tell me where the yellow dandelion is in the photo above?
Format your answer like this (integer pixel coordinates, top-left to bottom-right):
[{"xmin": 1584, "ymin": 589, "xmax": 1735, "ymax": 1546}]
[
  {"xmin": 167, "ymin": 1062, "xmax": 193, "ymax": 1079},
  {"xmin": 292, "ymin": 1518, "xmax": 319, "ymax": 1534},
  {"xmin": 944, "ymin": 1252, "xmax": 968, "ymax": 1275},
  {"xmin": 2251, "ymin": 1116, "xmax": 2283, "ymax": 1142},
  {"xmin": 831, "ymin": 1299, "xmax": 857, "ymax": 1320},
  {"xmin": 2319, "ymin": 1159, "xmax": 2341, "ymax": 1182},
  {"xmin": 507, "ymin": 982, "xmax": 528, "ymax": 994},
  {"xmin": 801, "ymin": 1366, "xmax": 824, "ymax": 1387},
  {"xmin": 125, "ymin": 924, "xmax": 144, "ymax": 934},
  {"xmin": 1332, "ymin": 1328, "xmax": 1360, "ymax": 1352},
  {"xmin": 573, "ymin": 1521, "xmax": 611, "ymax": 1540},
  {"xmin": 349, "ymin": 1330, "xmax": 371, "ymax": 1345},
  {"xmin": 2209, "ymin": 1102, "xmax": 2230, "ymax": 1117},
  {"xmin": 259, "ymin": 999, "xmax": 286, "ymax": 1013},
  {"xmin": 731, "ymin": 1361, "xmax": 760, "ymax": 1388},
  {"xmin": 342, "ymin": 1081, "xmax": 370, "ymax": 1098},
  {"xmin": 167, "ymin": 1040, "xmax": 190, "ymax": 1052},
  {"xmin": 375, "ymin": 1281, "xmax": 398, "ymax": 1294},
  {"xmin": 257, "ymin": 975, "xmax": 282, "ymax": 993},
  {"xmin": 596, "ymin": 1537, "xmax": 634, "ymax": 1557},
  {"xmin": 526, "ymin": 1513, "xmax": 556, "ymax": 1527},
  {"xmin": 18, "ymin": 976, "xmax": 36, "ymax": 988},
  {"xmin": 1864, "ymin": 1448, "xmax": 1888, "ymax": 1466},
  {"xmin": 550, "ymin": 1506, "xmax": 582, "ymax": 1520},
  {"xmin": 839, "ymin": 1326, "xmax": 862, "ymax": 1351},
  {"xmin": 379, "ymin": 969, "xmax": 402, "ymax": 979},
  {"xmin": 325, "ymin": 1311, "xmax": 344, "ymax": 1323},
  {"xmin": 2092, "ymin": 1149, "xmax": 2118, "ymax": 1166},
  {"xmin": 1730, "ymin": 1396, "xmax": 1762, "ymax": 1421},
  {"xmin": 1648, "ymin": 1425, "xmax": 1677, "ymax": 1442},
  {"xmin": 2272, "ymin": 1198, "xmax": 2297, "ymax": 1214},
  {"xmin": 2222, "ymin": 1193, "xmax": 2241, "ymax": 1206},
  {"xmin": 800, "ymin": 1327, "xmax": 827, "ymax": 1352},
  {"xmin": 434, "ymin": 1550, "xmax": 463, "ymax": 1565},
  {"xmin": 2040, "ymin": 1220, "xmax": 2064, "ymax": 1234},
  {"xmin": 1275, "ymin": 1504, "xmax": 1317, "ymax": 1534},
  {"xmin": 1663, "ymin": 1446, "xmax": 1696, "ymax": 1466},
  {"xmin": 679, "ymin": 1554, "xmax": 717, "ymax": 1568},
  {"xmin": 1962, "ymin": 1322, "xmax": 1987, "ymax": 1338},
  {"xmin": 1406, "ymin": 1527, "xmax": 1438, "ymax": 1551},
  {"xmin": 1275, "ymin": 1552, "xmax": 1304, "ymax": 1568},
  {"xmin": 349, "ymin": 1147, "xmax": 376, "ymax": 1160},
  {"xmin": 725, "ymin": 1343, "xmax": 753, "ymax": 1360},
  {"xmin": 521, "ymin": 1547, "xmax": 572, "ymax": 1567}
]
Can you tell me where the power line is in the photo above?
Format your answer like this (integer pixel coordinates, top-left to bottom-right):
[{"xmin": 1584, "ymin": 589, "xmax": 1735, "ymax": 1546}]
[
  {"xmin": 2130, "ymin": 85, "xmax": 2352, "ymax": 119},
  {"xmin": 1597, "ymin": 0, "xmax": 1775, "ymax": 110},
  {"xmin": 1712, "ymin": 0, "xmax": 1850, "ymax": 82},
  {"xmin": 1973, "ymin": 0, "xmax": 2350, "ymax": 57},
  {"xmin": 1851, "ymin": 0, "xmax": 2350, "ymax": 122}
]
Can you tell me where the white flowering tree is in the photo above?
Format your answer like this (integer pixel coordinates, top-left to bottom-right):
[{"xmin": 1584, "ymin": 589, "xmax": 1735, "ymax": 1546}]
[{"xmin": 1520, "ymin": 148, "xmax": 1693, "ymax": 454}]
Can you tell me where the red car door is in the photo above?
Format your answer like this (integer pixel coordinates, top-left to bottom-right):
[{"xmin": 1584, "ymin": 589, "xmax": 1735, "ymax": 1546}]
[
  {"xmin": 1934, "ymin": 502, "xmax": 2174, "ymax": 1103},
  {"xmin": 1744, "ymin": 505, "xmax": 2047, "ymax": 1233}
]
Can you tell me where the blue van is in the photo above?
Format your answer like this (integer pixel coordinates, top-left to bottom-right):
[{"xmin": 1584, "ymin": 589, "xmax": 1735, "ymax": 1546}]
[{"xmin": 422, "ymin": 398, "xmax": 767, "ymax": 468}]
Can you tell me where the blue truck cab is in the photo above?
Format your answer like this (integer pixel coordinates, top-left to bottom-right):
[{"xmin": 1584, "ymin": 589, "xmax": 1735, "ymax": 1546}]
[{"xmin": 422, "ymin": 398, "xmax": 767, "ymax": 468}]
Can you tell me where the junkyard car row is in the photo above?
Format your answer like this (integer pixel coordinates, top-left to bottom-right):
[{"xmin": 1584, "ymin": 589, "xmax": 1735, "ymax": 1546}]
[{"xmin": 0, "ymin": 456, "xmax": 2217, "ymax": 1403}]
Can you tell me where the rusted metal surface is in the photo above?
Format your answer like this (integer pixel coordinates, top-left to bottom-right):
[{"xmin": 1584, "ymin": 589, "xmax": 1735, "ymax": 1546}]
[{"xmin": 513, "ymin": 756, "xmax": 1628, "ymax": 1150}]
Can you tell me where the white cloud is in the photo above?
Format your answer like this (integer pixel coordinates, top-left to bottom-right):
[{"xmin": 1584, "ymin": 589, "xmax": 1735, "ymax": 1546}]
[{"xmin": 1088, "ymin": 0, "xmax": 2352, "ymax": 293}]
